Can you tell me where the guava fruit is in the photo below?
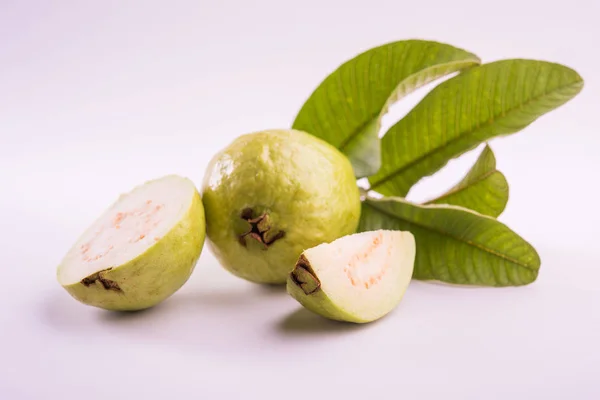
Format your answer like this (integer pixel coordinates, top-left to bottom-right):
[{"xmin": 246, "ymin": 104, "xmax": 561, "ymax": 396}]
[
  {"xmin": 286, "ymin": 230, "xmax": 416, "ymax": 323},
  {"xmin": 202, "ymin": 129, "xmax": 361, "ymax": 284},
  {"xmin": 56, "ymin": 175, "xmax": 206, "ymax": 311}
]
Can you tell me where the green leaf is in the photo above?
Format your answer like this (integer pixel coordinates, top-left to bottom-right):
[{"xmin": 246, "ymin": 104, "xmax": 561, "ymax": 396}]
[
  {"xmin": 292, "ymin": 40, "xmax": 481, "ymax": 178},
  {"xmin": 368, "ymin": 59, "xmax": 584, "ymax": 196},
  {"xmin": 423, "ymin": 144, "xmax": 508, "ymax": 217},
  {"xmin": 359, "ymin": 197, "xmax": 540, "ymax": 286}
]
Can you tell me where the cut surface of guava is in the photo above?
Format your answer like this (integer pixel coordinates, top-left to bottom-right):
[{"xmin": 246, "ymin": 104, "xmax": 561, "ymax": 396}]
[
  {"xmin": 57, "ymin": 175, "xmax": 206, "ymax": 311},
  {"xmin": 287, "ymin": 229, "xmax": 415, "ymax": 323}
]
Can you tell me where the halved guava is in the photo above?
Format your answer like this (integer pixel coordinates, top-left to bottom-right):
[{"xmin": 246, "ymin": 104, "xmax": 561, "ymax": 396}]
[
  {"xmin": 57, "ymin": 175, "xmax": 206, "ymax": 311},
  {"xmin": 202, "ymin": 129, "xmax": 361, "ymax": 284},
  {"xmin": 286, "ymin": 230, "xmax": 415, "ymax": 323}
]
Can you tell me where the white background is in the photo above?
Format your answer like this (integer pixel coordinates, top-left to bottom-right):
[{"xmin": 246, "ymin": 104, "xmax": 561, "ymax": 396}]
[{"xmin": 1, "ymin": 1, "xmax": 599, "ymax": 399}]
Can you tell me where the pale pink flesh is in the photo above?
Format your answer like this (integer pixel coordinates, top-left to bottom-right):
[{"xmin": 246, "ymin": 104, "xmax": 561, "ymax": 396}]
[
  {"xmin": 343, "ymin": 231, "xmax": 391, "ymax": 289},
  {"xmin": 80, "ymin": 199, "xmax": 165, "ymax": 263}
]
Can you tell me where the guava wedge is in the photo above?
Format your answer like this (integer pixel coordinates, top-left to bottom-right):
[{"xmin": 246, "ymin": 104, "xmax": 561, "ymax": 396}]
[
  {"xmin": 202, "ymin": 129, "xmax": 361, "ymax": 284},
  {"xmin": 56, "ymin": 175, "xmax": 206, "ymax": 311},
  {"xmin": 286, "ymin": 230, "xmax": 416, "ymax": 323}
]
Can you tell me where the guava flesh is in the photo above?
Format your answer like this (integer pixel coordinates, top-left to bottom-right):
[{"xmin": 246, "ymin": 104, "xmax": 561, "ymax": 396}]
[
  {"xmin": 57, "ymin": 175, "xmax": 206, "ymax": 311},
  {"xmin": 287, "ymin": 230, "xmax": 416, "ymax": 323},
  {"xmin": 201, "ymin": 129, "xmax": 361, "ymax": 284}
]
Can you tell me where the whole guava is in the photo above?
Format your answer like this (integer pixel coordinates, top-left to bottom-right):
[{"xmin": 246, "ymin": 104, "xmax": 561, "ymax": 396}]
[{"xmin": 202, "ymin": 129, "xmax": 361, "ymax": 284}]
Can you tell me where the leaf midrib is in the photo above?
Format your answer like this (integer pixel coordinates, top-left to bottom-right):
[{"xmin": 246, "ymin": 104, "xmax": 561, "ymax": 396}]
[
  {"xmin": 338, "ymin": 112, "xmax": 379, "ymax": 151},
  {"xmin": 424, "ymin": 168, "xmax": 498, "ymax": 204},
  {"xmin": 364, "ymin": 200, "xmax": 538, "ymax": 271},
  {"xmin": 368, "ymin": 79, "xmax": 583, "ymax": 192}
]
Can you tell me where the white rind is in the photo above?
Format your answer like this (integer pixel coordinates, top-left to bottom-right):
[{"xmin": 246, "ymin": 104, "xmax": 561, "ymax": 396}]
[{"xmin": 57, "ymin": 175, "xmax": 196, "ymax": 285}]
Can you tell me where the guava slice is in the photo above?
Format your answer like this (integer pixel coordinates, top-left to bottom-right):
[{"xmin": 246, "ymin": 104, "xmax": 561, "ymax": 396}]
[
  {"xmin": 57, "ymin": 175, "xmax": 206, "ymax": 311},
  {"xmin": 201, "ymin": 129, "xmax": 361, "ymax": 284},
  {"xmin": 286, "ymin": 230, "xmax": 415, "ymax": 323}
]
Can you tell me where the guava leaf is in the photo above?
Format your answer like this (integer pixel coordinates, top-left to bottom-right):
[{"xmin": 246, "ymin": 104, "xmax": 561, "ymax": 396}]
[
  {"xmin": 292, "ymin": 40, "xmax": 481, "ymax": 178},
  {"xmin": 423, "ymin": 144, "xmax": 508, "ymax": 217},
  {"xmin": 368, "ymin": 59, "xmax": 584, "ymax": 196},
  {"xmin": 359, "ymin": 197, "xmax": 540, "ymax": 286}
]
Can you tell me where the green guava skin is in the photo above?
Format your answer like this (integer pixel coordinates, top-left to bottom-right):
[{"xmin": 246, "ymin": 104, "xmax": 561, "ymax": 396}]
[
  {"xmin": 59, "ymin": 190, "xmax": 206, "ymax": 311},
  {"xmin": 202, "ymin": 129, "xmax": 361, "ymax": 284},
  {"xmin": 286, "ymin": 268, "xmax": 366, "ymax": 323}
]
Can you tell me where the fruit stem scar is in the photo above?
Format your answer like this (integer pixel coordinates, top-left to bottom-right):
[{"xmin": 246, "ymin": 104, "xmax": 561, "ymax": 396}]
[
  {"xmin": 290, "ymin": 255, "xmax": 321, "ymax": 295},
  {"xmin": 238, "ymin": 208, "xmax": 285, "ymax": 249},
  {"xmin": 81, "ymin": 268, "xmax": 123, "ymax": 293}
]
